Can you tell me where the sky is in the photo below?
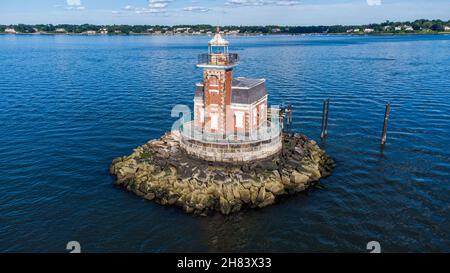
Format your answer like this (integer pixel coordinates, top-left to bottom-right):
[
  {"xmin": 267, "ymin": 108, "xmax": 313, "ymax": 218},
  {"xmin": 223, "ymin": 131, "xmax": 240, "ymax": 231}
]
[{"xmin": 1, "ymin": 0, "xmax": 449, "ymax": 26}]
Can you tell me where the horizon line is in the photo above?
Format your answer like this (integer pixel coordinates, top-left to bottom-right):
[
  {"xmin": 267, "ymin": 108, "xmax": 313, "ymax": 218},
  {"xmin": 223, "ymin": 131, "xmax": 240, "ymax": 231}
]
[{"xmin": 2, "ymin": 18, "xmax": 450, "ymax": 28}]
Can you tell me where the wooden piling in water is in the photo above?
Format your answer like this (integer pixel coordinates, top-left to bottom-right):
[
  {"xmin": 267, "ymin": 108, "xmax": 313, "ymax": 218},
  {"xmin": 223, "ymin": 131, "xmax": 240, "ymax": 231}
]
[
  {"xmin": 287, "ymin": 103, "xmax": 292, "ymax": 127},
  {"xmin": 320, "ymin": 100, "xmax": 326, "ymax": 139},
  {"xmin": 324, "ymin": 98, "xmax": 330, "ymax": 137},
  {"xmin": 320, "ymin": 99, "xmax": 330, "ymax": 139},
  {"xmin": 381, "ymin": 102, "xmax": 391, "ymax": 145},
  {"xmin": 279, "ymin": 108, "xmax": 285, "ymax": 132}
]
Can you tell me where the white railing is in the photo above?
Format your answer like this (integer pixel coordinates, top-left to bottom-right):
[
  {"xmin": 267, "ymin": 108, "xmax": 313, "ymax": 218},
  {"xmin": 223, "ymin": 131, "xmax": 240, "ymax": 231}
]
[{"xmin": 180, "ymin": 121, "xmax": 281, "ymax": 144}]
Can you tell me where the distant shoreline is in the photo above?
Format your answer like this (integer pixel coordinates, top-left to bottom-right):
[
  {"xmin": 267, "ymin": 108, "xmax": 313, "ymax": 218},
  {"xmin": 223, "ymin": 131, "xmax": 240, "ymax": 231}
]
[
  {"xmin": 1, "ymin": 32, "xmax": 449, "ymax": 37},
  {"xmin": 2, "ymin": 19, "xmax": 449, "ymax": 37}
]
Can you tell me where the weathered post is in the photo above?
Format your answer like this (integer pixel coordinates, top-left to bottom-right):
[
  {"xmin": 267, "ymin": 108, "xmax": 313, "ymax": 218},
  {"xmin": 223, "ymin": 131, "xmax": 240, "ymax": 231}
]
[
  {"xmin": 287, "ymin": 103, "xmax": 292, "ymax": 127},
  {"xmin": 381, "ymin": 102, "xmax": 391, "ymax": 145},
  {"xmin": 320, "ymin": 100, "xmax": 326, "ymax": 139},
  {"xmin": 324, "ymin": 98, "xmax": 330, "ymax": 137},
  {"xmin": 279, "ymin": 108, "xmax": 285, "ymax": 132}
]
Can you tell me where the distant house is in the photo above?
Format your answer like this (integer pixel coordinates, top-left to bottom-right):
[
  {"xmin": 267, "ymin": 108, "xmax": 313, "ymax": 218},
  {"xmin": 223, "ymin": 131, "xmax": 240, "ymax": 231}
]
[
  {"xmin": 175, "ymin": 27, "xmax": 190, "ymax": 33},
  {"xmin": 4, "ymin": 28, "xmax": 16, "ymax": 34},
  {"xmin": 55, "ymin": 28, "xmax": 66, "ymax": 33},
  {"xmin": 444, "ymin": 26, "xmax": 450, "ymax": 31},
  {"xmin": 346, "ymin": 29, "xmax": 353, "ymax": 33},
  {"xmin": 364, "ymin": 28, "xmax": 375, "ymax": 33},
  {"xmin": 394, "ymin": 26, "xmax": 402, "ymax": 31},
  {"xmin": 100, "ymin": 28, "xmax": 108, "ymax": 35},
  {"xmin": 85, "ymin": 31, "xmax": 97, "ymax": 35},
  {"xmin": 383, "ymin": 26, "xmax": 391, "ymax": 31},
  {"xmin": 404, "ymin": 26, "xmax": 414, "ymax": 31},
  {"xmin": 353, "ymin": 28, "xmax": 360, "ymax": 32},
  {"xmin": 272, "ymin": 28, "xmax": 281, "ymax": 33}
]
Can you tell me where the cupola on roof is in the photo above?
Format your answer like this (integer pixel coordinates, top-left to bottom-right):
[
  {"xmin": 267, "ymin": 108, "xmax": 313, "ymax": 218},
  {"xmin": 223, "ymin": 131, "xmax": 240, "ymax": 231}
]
[{"xmin": 208, "ymin": 27, "xmax": 229, "ymax": 46}]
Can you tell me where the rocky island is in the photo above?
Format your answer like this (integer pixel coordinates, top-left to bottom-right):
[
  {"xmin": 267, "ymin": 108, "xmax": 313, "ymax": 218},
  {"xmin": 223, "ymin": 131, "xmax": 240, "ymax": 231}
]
[
  {"xmin": 110, "ymin": 131, "xmax": 334, "ymax": 216},
  {"xmin": 110, "ymin": 29, "xmax": 334, "ymax": 215}
]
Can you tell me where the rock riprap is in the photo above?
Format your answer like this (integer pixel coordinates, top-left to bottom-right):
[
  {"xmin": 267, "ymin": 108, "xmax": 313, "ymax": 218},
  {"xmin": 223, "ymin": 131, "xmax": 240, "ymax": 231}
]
[{"xmin": 110, "ymin": 132, "xmax": 335, "ymax": 216}]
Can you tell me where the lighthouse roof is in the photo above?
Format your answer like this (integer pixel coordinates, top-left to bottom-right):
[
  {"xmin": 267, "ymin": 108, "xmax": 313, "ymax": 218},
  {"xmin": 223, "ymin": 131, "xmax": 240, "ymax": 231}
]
[
  {"xmin": 209, "ymin": 33, "xmax": 229, "ymax": 46},
  {"xmin": 232, "ymin": 78, "xmax": 267, "ymax": 104},
  {"xmin": 195, "ymin": 77, "xmax": 267, "ymax": 105}
]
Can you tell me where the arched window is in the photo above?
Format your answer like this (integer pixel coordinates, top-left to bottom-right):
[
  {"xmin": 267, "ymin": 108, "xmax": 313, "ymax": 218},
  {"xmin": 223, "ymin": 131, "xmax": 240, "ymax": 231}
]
[
  {"xmin": 235, "ymin": 111, "xmax": 244, "ymax": 129},
  {"xmin": 199, "ymin": 108, "xmax": 205, "ymax": 123},
  {"xmin": 208, "ymin": 76, "xmax": 219, "ymax": 93},
  {"xmin": 211, "ymin": 112, "xmax": 218, "ymax": 130}
]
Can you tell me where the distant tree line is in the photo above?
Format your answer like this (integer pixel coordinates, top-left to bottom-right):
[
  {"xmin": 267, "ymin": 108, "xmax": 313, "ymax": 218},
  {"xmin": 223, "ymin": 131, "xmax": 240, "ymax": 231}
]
[{"xmin": 1, "ymin": 19, "xmax": 449, "ymax": 35}]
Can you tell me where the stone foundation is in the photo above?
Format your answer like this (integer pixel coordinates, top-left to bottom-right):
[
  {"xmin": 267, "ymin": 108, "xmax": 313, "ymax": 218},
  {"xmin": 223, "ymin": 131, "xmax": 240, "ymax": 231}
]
[
  {"xmin": 180, "ymin": 134, "xmax": 282, "ymax": 163},
  {"xmin": 110, "ymin": 131, "xmax": 335, "ymax": 216}
]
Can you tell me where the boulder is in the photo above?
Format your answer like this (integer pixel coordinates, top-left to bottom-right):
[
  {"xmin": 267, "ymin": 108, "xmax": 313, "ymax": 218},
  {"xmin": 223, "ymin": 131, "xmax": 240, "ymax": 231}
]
[
  {"xmin": 256, "ymin": 186, "xmax": 266, "ymax": 202},
  {"xmin": 265, "ymin": 181, "xmax": 285, "ymax": 195},
  {"xmin": 232, "ymin": 185, "xmax": 241, "ymax": 199},
  {"xmin": 219, "ymin": 197, "xmax": 231, "ymax": 215},
  {"xmin": 290, "ymin": 171, "xmax": 309, "ymax": 185},
  {"xmin": 184, "ymin": 205, "xmax": 194, "ymax": 214},
  {"xmin": 119, "ymin": 166, "xmax": 137, "ymax": 177},
  {"xmin": 258, "ymin": 192, "xmax": 275, "ymax": 208},
  {"xmin": 144, "ymin": 192, "xmax": 155, "ymax": 201},
  {"xmin": 224, "ymin": 185, "xmax": 235, "ymax": 203},
  {"xmin": 239, "ymin": 188, "xmax": 251, "ymax": 203}
]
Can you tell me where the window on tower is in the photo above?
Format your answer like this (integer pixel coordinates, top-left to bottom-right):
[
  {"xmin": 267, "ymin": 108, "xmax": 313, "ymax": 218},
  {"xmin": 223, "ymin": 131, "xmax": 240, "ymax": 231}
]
[
  {"xmin": 211, "ymin": 113, "xmax": 218, "ymax": 130},
  {"xmin": 211, "ymin": 46, "xmax": 224, "ymax": 54},
  {"xmin": 208, "ymin": 76, "xmax": 219, "ymax": 93},
  {"xmin": 235, "ymin": 111, "xmax": 244, "ymax": 129},
  {"xmin": 199, "ymin": 108, "xmax": 204, "ymax": 123}
]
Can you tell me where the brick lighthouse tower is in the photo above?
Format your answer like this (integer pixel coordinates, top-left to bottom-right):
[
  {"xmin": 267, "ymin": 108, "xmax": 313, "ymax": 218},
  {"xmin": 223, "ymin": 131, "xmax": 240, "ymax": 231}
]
[
  {"xmin": 180, "ymin": 27, "xmax": 282, "ymax": 163},
  {"xmin": 195, "ymin": 27, "xmax": 239, "ymax": 135}
]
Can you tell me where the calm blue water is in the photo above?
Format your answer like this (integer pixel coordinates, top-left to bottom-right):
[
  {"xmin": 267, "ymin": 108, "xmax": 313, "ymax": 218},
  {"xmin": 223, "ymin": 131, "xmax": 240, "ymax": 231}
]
[{"xmin": 0, "ymin": 34, "xmax": 449, "ymax": 252}]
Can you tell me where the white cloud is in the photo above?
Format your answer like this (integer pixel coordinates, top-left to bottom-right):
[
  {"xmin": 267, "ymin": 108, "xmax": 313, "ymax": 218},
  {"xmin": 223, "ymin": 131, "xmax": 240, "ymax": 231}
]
[
  {"xmin": 64, "ymin": 0, "xmax": 85, "ymax": 10},
  {"xmin": 66, "ymin": 0, "xmax": 81, "ymax": 6},
  {"xmin": 226, "ymin": 0, "xmax": 301, "ymax": 7},
  {"xmin": 148, "ymin": 0, "xmax": 171, "ymax": 9},
  {"xmin": 226, "ymin": 0, "xmax": 266, "ymax": 6},
  {"xmin": 140, "ymin": 0, "xmax": 171, "ymax": 14},
  {"xmin": 142, "ymin": 8, "xmax": 166, "ymax": 13},
  {"xmin": 149, "ymin": 3, "xmax": 168, "ymax": 9},
  {"xmin": 276, "ymin": 1, "xmax": 301, "ymax": 6},
  {"xmin": 118, "ymin": 2, "xmax": 169, "ymax": 15},
  {"xmin": 183, "ymin": 6, "xmax": 210, "ymax": 12},
  {"xmin": 366, "ymin": 0, "xmax": 382, "ymax": 6},
  {"xmin": 64, "ymin": 6, "xmax": 85, "ymax": 10},
  {"xmin": 123, "ymin": 0, "xmax": 172, "ymax": 14}
]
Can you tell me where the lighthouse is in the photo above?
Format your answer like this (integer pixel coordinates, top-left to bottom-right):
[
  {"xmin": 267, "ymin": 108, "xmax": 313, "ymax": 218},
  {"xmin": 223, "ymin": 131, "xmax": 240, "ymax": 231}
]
[
  {"xmin": 195, "ymin": 27, "xmax": 237, "ymax": 135},
  {"xmin": 180, "ymin": 28, "xmax": 282, "ymax": 163},
  {"xmin": 111, "ymin": 28, "xmax": 335, "ymax": 215},
  {"xmin": 195, "ymin": 27, "xmax": 268, "ymax": 136}
]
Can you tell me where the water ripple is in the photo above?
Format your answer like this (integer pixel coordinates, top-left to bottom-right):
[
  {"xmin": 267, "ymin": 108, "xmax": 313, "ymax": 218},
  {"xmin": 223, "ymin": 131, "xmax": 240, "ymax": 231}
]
[{"xmin": 0, "ymin": 34, "xmax": 449, "ymax": 252}]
